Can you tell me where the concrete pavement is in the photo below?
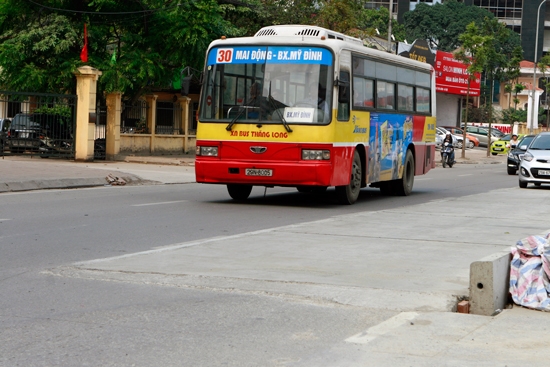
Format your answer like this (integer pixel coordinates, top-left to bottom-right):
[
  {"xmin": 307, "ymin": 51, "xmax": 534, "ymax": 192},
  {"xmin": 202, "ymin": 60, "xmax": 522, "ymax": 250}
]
[{"xmin": 4, "ymin": 148, "xmax": 550, "ymax": 366}]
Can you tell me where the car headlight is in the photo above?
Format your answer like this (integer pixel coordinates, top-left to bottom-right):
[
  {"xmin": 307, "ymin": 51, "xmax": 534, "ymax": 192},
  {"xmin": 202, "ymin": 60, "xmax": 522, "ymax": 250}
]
[
  {"xmin": 196, "ymin": 146, "xmax": 218, "ymax": 156},
  {"xmin": 507, "ymin": 152, "xmax": 514, "ymax": 158},
  {"xmin": 302, "ymin": 149, "xmax": 330, "ymax": 160},
  {"xmin": 523, "ymin": 152, "xmax": 533, "ymax": 162}
]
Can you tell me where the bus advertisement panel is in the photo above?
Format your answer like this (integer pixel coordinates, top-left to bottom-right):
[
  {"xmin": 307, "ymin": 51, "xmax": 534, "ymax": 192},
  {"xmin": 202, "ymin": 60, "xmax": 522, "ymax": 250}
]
[{"xmin": 195, "ymin": 25, "xmax": 436, "ymax": 204}]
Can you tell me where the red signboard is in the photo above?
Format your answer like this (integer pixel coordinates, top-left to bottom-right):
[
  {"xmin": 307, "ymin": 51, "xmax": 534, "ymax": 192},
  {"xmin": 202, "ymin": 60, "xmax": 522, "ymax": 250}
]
[{"xmin": 434, "ymin": 51, "xmax": 480, "ymax": 96}]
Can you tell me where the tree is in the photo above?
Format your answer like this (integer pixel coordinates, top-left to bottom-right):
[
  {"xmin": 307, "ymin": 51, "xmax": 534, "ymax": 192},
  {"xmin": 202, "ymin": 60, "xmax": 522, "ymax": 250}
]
[
  {"xmin": 344, "ymin": 6, "xmax": 406, "ymax": 42},
  {"xmin": 315, "ymin": 0, "xmax": 364, "ymax": 33},
  {"xmin": 0, "ymin": 0, "xmax": 236, "ymax": 100},
  {"xmin": 403, "ymin": 0, "xmax": 497, "ymax": 52},
  {"xmin": 513, "ymin": 83, "xmax": 526, "ymax": 110},
  {"xmin": 454, "ymin": 18, "xmax": 522, "ymax": 157},
  {"xmin": 453, "ymin": 23, "xmax": 487, "ymax": 159}
]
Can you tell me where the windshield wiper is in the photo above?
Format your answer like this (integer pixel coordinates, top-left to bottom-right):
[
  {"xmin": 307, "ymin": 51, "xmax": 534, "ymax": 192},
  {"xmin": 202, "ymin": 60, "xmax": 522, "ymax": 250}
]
[
  {"xmin": 267, "ymin": 82, "xmax": 292, "ymax": 133},
  {"xmin": 226, "ymin": 105, "xmax": 247, "ymax": 131}
]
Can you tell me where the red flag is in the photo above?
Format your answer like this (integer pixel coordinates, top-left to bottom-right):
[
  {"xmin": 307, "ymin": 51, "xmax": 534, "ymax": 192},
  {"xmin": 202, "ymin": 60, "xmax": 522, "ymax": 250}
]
[{"xmin": 80, "ymin": 24, "xmax": 88, "ymax": 62}]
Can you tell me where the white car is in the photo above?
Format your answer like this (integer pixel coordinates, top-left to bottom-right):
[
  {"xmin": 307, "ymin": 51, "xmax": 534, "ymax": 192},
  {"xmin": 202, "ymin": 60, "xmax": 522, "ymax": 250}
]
[
  {"xmin": 436, "ymin": 127, "xmax": 469, "ymax": 149},
  {"xmin": 518, "ymin": 132, "xmax": 550, "ymax": 188}
]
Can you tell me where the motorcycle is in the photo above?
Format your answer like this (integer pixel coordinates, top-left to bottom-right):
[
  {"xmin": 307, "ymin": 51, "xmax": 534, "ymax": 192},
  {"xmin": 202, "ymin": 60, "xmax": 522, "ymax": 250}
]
[
  {"xmin": 39, "ymin": 135, "xmax": 73, "ymax": 158},
  {"xmin": 441, "ymin": 142, "xmax": 454, "ymax": 168}
]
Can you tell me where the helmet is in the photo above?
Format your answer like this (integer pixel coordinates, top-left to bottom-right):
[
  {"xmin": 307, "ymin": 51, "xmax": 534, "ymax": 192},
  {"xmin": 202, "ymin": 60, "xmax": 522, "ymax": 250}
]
[{"xmin": 446, "ymin": 132, "xmax": 451, "ymax": 136}]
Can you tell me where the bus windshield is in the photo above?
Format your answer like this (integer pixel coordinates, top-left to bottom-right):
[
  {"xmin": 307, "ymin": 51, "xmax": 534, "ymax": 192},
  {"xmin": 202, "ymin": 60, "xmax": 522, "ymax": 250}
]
[{"xmin": 199, "ymin": 45, "xmax": 333, "ymax": 125}]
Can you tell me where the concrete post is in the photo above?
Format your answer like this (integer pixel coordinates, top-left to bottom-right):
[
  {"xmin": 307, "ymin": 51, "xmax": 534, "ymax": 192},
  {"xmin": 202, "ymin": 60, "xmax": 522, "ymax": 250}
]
[
  {"xmin": 146, "ymin": 94, "xmax": 157, "ymax": 153},
  {"xmin": 179, "ymin": 96, "xmax": 191, "ymax": 152},
  {"xmin": 469, "ymin": 251, "xmax": 511, "ymax": 316},
  {"xmin": 105, "ymin": 92, "xmax": 122, "ymax": 160},
  {"xmin": 74, "ymin": 66, "xmax": 102, "ymax": 161}
]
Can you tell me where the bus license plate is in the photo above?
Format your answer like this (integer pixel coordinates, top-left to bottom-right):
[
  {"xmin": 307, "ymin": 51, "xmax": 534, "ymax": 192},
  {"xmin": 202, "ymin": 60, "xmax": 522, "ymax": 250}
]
[
  {"xmin": 245, "ymin": 168, "xmax": 272, "ymax": 176},
  {"xmin": 539, "ymin": 170, "xmax": 550, "ymax": 176}
]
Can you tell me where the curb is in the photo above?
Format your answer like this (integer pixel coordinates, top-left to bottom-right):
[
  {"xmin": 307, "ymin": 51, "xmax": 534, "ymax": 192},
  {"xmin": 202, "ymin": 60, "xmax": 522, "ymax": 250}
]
[{"xmin": 0, "ymin": 175, "xmax": 144, "ymax": 193}]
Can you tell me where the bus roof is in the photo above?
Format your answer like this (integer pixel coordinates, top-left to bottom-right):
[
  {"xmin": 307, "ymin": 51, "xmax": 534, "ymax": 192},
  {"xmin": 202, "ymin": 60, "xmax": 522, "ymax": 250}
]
[{"xmin": 209, "ymin": 25, "xmax": 433, "ymax": 72}]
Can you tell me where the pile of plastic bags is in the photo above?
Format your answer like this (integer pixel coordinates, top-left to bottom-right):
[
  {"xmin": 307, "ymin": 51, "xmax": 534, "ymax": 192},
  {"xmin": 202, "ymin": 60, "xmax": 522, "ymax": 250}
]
[{"xmin": 510, "ymin": 233, "xmax": 550, "ymax": 311}]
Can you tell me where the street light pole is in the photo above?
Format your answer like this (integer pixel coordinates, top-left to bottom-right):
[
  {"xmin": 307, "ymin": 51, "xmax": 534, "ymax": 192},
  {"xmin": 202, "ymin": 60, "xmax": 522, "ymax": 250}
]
[
  {"xmin": 387, "ymin": 0, "xmax": 393, "ymax": 53},
  {"xmin": 531, "ymin": 0, "xmax": 547, "ymax": 134}
]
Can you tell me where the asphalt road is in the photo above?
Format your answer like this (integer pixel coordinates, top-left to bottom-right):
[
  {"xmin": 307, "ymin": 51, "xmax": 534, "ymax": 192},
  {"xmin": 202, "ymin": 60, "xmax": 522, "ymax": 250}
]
[{"xmin": 0, "ymin": 162, "xmax": 521, "ymax": 367}]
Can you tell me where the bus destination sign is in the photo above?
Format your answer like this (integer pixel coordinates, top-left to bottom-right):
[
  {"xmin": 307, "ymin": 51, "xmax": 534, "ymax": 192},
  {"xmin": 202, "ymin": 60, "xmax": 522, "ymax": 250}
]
[{"xmin": 207, "ymin": 46, "xmax": 332, "ymax": 66}]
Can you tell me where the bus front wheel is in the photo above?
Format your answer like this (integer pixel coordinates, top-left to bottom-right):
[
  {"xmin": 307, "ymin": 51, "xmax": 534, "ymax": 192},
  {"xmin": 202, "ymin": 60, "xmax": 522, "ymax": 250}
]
[
  {"xmin": 335, "ymin": 150, "xmax": 362, "ymax": 205},
  {"xmin": 227, "ymin": 184, "xmax": 253, "ymax": 200},
  {"xmin": 394, "ymin": 150, "xmax": 414, "ymax": 196}
]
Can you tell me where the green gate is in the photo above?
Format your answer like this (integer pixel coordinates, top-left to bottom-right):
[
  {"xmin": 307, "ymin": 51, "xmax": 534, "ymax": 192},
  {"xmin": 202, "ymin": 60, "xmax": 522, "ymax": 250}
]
[{"xmin": 0, "ymin": 91, "xmax": 77, "ymax": 159}]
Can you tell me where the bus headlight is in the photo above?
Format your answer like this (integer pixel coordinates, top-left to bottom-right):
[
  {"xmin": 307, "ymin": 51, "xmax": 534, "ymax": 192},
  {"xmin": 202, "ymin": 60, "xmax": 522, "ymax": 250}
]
[
  {"xmin": 302, "ymin": 149, "xmax": 330, "ymax": 160},
  {"xmin": 196, "ymin": 146, "xmax": 218, "ymax": 156}
]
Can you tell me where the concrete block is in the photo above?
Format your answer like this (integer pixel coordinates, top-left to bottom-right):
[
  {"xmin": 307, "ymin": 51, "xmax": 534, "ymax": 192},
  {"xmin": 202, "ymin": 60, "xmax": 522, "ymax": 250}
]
[{"xmin": 469, "ymin": 251, "xmax": 511, "ymax": 316}]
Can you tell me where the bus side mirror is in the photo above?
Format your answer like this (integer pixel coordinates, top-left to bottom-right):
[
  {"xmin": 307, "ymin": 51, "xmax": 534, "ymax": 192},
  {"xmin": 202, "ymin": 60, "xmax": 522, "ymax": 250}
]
[
  {"xmin": 181, "ymin": 76, "xmax": 192, "ymax": 96},
  {"xmin": 337, "ymin": 73, "xmax": 350, "ymax": 104},
  {"xmin": 339, "ymin": 85, "xmax": 350, "ymax": 104}
]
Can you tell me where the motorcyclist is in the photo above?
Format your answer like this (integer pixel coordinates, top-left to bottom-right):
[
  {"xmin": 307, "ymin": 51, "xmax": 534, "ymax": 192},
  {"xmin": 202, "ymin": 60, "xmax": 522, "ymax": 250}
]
[{"xmin": 441, "ymin": 132, "xmax": 456, "ymax": 167}]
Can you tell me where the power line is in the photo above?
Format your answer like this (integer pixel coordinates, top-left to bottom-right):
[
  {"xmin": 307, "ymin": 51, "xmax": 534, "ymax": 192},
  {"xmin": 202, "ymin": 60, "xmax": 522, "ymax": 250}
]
[{"xmin": 25, "ymin": 0, "xmax": 180, "ymax": 15}]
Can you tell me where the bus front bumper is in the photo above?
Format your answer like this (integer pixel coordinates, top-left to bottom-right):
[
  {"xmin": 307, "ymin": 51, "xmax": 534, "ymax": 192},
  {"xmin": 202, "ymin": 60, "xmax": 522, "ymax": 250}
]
[{"xmin": 195, "ymin": 159, "xmax": 335, "ymax": 187}]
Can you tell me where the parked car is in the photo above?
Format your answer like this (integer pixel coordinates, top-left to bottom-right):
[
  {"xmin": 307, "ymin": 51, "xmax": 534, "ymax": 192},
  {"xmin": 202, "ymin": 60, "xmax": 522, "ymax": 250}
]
[
  {"xmin": 7, "ymin": 114, "xmax": 43, "ymax": 153},
  {"xmin": 465, "ymin": 126, "xmax": 501, "ymax": 147},
  {"xmin": 0, "ymin": 118, "xmax": 10, "ymax": 152},
  {"xmin": 507, "ymin": 134, "xmax": 535, "ymax": 175},
  {"xmin": 518, "ymin": 132, "xmax": 550, "ymax": 188},
  {"xmin": 436, "ymin": 126, "xmax": 469, "ymax": 149},
  {"xmin": 491, "ymin": 133, "xmax": 525, "ymax": 156},
  {"xmin": 440, "ymin": 126, "xmax": 478, "ymax": 148}
]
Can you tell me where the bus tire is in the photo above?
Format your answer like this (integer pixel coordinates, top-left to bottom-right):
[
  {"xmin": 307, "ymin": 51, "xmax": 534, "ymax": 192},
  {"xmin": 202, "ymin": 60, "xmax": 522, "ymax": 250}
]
[
  {"xmin": 227, "ymin": 184, "xmax": 253, "ymax": 200},
  {"xmin": 335, "ymin": 150, "xmax": 362, "ymax": 205},
  {"xmin": 394, "ymin": 150, "xmax": 414, "ymax": 196}
]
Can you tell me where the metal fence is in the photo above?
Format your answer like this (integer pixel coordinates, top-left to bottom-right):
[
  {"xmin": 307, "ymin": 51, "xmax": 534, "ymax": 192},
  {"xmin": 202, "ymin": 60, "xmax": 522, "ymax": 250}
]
[
  {"xmin": 121, "ymin": 100, "xmax": 148, "ymax": 133},
  {"xmin": 94, "ymin": 104, "xmax": 107, "ymax": 160},
  {"xmin": 156, "ymin": 101, "xmax": 182, "ymax": 135},
  {"xmin": 0, "ymin": 91, "xmax": 76, "ymax": 159}
]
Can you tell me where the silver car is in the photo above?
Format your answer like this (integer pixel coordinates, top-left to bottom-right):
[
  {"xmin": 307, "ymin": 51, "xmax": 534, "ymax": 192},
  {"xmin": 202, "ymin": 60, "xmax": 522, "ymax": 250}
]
[{"xmin": 518, "ymin": 132, "xmax": 550, "ymax": 188}]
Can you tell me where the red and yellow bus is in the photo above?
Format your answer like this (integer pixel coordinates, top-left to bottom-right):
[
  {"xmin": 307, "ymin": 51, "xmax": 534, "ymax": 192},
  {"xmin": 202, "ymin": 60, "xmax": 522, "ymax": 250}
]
[{"xmin": 195, "ymin": 25, "xmax": 436, "ymax": 204}]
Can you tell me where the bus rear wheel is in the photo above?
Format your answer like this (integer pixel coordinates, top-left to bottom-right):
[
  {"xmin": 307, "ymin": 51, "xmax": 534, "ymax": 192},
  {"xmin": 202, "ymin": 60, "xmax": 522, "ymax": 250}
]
[
  {"xmin": 335, "ymin": 150, "xmax": 362, "ymax": 205},
  {"xmin": 227, "ymin": 184, "xmax": 253, "ymax": 200},
  {"xmin": 394, "ymin": 150, "xmax": 414, "ymax": 196}
]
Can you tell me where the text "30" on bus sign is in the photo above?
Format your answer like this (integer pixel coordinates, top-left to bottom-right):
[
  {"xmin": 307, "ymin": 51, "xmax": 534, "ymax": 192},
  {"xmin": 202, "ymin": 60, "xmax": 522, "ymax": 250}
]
[{"xmin": 216, "ymin": 49, "xmax": 234, "ymax": 63}]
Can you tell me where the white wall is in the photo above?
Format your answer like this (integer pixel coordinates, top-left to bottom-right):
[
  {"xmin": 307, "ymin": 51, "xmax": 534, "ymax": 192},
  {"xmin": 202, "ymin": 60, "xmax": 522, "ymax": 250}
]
[{"xmin": 436, "ymin": 92, "xmax": 460, "ymax": 127}]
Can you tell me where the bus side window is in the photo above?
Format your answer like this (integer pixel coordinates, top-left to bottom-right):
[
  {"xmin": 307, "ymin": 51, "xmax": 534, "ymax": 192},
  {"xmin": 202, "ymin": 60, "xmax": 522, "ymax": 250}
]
[{"xmin": 337, "ymin": 71, "xmax": 350, "ymax": 121}]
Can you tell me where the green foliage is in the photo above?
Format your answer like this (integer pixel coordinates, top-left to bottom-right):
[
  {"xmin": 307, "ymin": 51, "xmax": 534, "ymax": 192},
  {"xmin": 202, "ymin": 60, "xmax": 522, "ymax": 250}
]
[
  {"xmin": 404, "ymin": 0, "xmax": 502, "ymax": 52},
  {"xmin": 0, "ymin": 0, "xmax": 235, "ymax": 100},
  {"xmin": 33, "ymin": 105, "xmax": 72, "ymax": 118},
  {"xmin": 347, "ymin": 7, "xmax": 406, "ymax": 42},
  {"xmin": 454, "ymin": 19, "xmax": 523, "ymax": 129},
  {"xmin": 316, "ymin": 0, "xmax": 363, "ymax": 33},
  {"xmin": 501, "ymin": 108, "xmax": 527, "ymax": 125},
  {"xmin": 0, "ymin": 11, "xmax": 81, "ymax": 93}
]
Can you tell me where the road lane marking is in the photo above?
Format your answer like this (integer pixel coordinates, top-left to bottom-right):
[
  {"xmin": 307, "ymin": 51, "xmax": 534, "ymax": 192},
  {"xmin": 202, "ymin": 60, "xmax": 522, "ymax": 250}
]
[
  {"xmin": 345, "ymin": 312, "xmax": 419, "ymax": 344},
  {"xmin": 132, "ymin": 200, "xmax": 187, "ymax": 207},
  {"xmin": 458, "ymin": 174, "xmax": 473, "ymax": 177}
]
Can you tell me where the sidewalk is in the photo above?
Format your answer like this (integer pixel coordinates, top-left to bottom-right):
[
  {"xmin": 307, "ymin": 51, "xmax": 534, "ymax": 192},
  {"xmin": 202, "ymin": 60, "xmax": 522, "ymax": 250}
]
[
  {"xmin": 0, "ymin": 153, "xmax": 197, "ymax": 193},
  {"xmin": 0, "ymin": 148, "xmax": 502, "ymax": 193},
  {"xmin": 51, "ymin": 176, "xmax": 550, "ymax": 367}
]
